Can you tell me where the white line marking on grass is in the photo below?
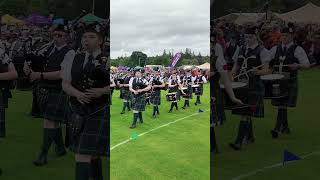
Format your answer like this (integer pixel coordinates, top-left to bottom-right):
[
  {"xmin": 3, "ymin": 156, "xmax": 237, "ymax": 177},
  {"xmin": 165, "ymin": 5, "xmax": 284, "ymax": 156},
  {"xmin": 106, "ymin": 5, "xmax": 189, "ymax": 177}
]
[
  {"xmin": 232, "ymin": 151, "xmax": 320, "ymax": 180},
  {"xmin": 110, "ymin": 110, "xmax": 208, "ymax": 151}
]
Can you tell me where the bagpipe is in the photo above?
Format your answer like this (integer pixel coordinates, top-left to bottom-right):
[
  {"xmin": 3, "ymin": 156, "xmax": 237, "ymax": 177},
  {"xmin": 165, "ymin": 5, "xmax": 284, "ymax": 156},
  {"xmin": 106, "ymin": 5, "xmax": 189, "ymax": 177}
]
[{"xmin": 133, "ymin": 81, "xmax": 148, "ymax": 95}]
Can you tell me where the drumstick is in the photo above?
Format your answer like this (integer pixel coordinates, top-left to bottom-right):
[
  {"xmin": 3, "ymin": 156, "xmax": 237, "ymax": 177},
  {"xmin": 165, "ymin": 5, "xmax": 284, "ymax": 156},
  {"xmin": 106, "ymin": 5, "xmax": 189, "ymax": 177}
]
[{"xmin": 233, "ymin": 64, "xmax": 265, "ymax": 79}]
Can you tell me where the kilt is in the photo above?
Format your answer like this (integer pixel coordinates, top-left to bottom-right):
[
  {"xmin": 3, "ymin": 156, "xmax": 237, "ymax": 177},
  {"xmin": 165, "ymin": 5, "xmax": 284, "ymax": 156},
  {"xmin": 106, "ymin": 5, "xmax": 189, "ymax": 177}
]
[
  {"xmin": 68, "ymin": 104, "xmax": 109, "ymax": 156},
  {"xmin": 150, "ymin": 90, "xmax": 161, "ymax": 105},
  {"xmin": 188, "ymin": 85, "xmax": 193, "ymax": 99},
  {"xmin": 0, "ymin": 91, "xmax": 5, "ymax": 137},
  {"xmin": 271, "ymin": 77, "xmax": 298, "ymax": 107},
  {"xmin": 195, "ymin": 84, "xmax": 204, "ymax": 96},
  {"xmin": 168, "ymin": 88, "xmax": 181, "ymax": 102},
  {"xmin": 232, "ymin": 76, "xmax": 264, "ymax": 118},
  {"xmin": 213, "ymin": 87, "xmax": 226, "ymax": 123},
  {"xmin": 121, "ymin": 88, "xmax": 132, "ymax": 101},
  {"xmin": 132, "ymin": 94, "xmax": 146, "ymax": 111},
  {"xmin": 37, "ymin": 86, "xmax": 69, "ymax": 123}
]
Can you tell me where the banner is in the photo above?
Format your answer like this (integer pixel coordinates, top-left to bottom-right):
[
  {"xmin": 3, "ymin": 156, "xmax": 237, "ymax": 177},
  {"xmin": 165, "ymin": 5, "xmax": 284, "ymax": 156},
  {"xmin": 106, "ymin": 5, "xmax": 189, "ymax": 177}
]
[{"xmin": 171, "ymin": 52, "xmax": 182, "ymax": 67}]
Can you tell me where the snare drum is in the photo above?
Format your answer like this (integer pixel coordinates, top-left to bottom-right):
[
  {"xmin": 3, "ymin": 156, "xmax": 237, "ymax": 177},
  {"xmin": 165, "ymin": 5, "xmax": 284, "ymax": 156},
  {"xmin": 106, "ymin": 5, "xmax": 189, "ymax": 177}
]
[
  {"xmin": 261, "ymin": 74, "xmax": 288, "ymax": 99},
  {"xmin": 220, "ymin": 82, "xmax": 248, "ymax": 110},
  {"xmin": 192, "ymin": 85, "xmax": 200, "ymax": 94},
  {"xmin": 181, "ymin": 87, "xmax": 190, "ymax": 98},
  {"xmin": 166, "ymin": 93, "xmax": 177, "ymax": 102}
]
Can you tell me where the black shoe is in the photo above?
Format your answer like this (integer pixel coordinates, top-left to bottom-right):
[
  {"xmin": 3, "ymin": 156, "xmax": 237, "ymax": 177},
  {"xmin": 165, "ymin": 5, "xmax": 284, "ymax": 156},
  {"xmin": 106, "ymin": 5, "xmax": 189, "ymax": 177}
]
[
  {"xmin": 157, "ymin": 111, "xmax": 159, "ymax": 115},
  {"xmin": 195, "ymin": 103, "xmax": 197, "ymax": 106},
  {"xmin": 128, "ymin": 109, "xmax": 131, "ymax": 111},
  {"xmin": 281, "ymin": 128, "xmax": 291, "ymax": 134},
  {"xmin": 129, "ymin": 125, "xmax": 136, "ymax": 129},
  {"xmin": 55, "ymin": 148, "xmax": 67, "ymax": 157},
  {"xmin": 168, "ymin": 109, "xmax": 172, "ymax": 113},
  {"xmin": 120, "ymin": 111, "xmax": 125, "ymax": 114},
  {"xmin": 182, "ymin": 106, "xmax": 186, "ymax": 109},
  {"xmin": 33, "ymin": 152, "xmax": 48, "ymax": 166},
  {"xmin": 229, "ymin": 143, "xmax": 241, "ymax": 151},
  {"xmin": 271, "ymin": 130, "xmax": 279, "ymax": 139}
]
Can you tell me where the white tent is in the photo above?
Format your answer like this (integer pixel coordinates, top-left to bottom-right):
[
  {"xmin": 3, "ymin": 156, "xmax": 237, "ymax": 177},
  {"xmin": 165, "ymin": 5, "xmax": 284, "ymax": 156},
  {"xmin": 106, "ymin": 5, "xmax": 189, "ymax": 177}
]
[
  {"xmin": 276, "ymin": 2, "xmax": 320, "ymax": 24},
  {"xmin": 197, "ymin": 63, "xmax": 210, "ymax": 70}
]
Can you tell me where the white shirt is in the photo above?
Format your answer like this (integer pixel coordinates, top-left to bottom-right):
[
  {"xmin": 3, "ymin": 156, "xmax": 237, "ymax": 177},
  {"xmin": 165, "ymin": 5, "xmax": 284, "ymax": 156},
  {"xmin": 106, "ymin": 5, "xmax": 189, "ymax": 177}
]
[
  {"xmin": 269, "ymin": 42, "xmax": 310, "ymax": 65},
  {"xmin": 168, "ymin": 77, "xmax": 181, "ymax": 85},
  {"xmin": 214, "ymin": 43, "xmax": 227, "ymax": 72},
  {"xmin": 191, "ymin": 75, "xmax": 207, "ymax": 83},
  {"xmin": 61, "ymin": 49, "xmax": 102, "ymax": 82},
  {"xmin": 129, "ymin": 77, "xmax": 149, "ymax": 88},
  {"xmin": 150, "ymin": 75, "xmax": 164, "ymax": 83},
  {"xmin": 232, "ymin": 44, "xmax": 271, "ymax": 64}
]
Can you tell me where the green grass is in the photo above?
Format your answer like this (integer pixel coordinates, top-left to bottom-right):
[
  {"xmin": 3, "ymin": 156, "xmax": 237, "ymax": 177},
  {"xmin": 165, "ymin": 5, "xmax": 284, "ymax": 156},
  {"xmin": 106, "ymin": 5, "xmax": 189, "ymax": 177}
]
[
  {"xmin": 0, "ymin": 84, "xmax": 210, "ymax": 180},
  {"xmin": 213, "ymin": 70, "xmax": 320, "ymax": 180},
  {"xmin": 110, "ymin": 84, "xmax": 210, "ymax": 180}
]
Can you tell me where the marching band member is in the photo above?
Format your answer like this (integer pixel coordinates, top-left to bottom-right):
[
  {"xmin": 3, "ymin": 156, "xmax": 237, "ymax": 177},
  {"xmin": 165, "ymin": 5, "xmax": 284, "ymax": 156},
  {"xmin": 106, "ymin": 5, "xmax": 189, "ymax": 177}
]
[
  {"xmin": 150, "ymin": 67, "xmax": 165, "ymax": 118},
  {"xmin": 168, "ymin": 72, "xmax": 181, "ymax": 112},
  {"xmin": 25, "ymin": 25, "xmax": 72, "ymax": 166},
  {"xmin": 269, "ymin": 26, "xmax": 310, "ymax": 138},
  {"xmin": 192, "ymin": 68, "xmax": 207, "ymax": 105},
  {"xmin": 120, "ymin": 69, "xmax": 133, "ymax": 114},
  {"xmin": 229, "ymin": 26, "xmax": 270, "ymax": 150},
  {"xmin": 129, "ymin": 69, "xmax": 151, "ymax": 128},
  {"xmin": 61, "ymin": 23, "xmax": 109, "ymax": 180},
  {"xmin": 181, "ymin": 69, "xmax": 193, "ymax": 109}
]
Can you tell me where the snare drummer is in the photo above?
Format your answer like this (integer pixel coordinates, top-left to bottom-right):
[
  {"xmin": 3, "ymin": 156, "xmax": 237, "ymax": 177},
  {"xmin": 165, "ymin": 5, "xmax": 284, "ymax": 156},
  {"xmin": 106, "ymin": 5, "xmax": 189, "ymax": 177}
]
[
  {"xmin": 192, "ymin": 68, "xmax": 207, "ymax": 105},
  {"xmin": 269, "ymin": 26, "xmax": 310, "ymax": 138},
  {"xmin": 120, "ymin": 69, "xmax": 133, "ymax": 114},
  {"xmin": 168, "ymin": 72, "xmax": 181, "ymax": 112},
  {"xmin": 181, "ymin": 69, "xmax": 193, "ymax": 109},
  {"xmin": 229, "ymin": 26, "xmax": 270, "ymax": 150},
  {"xmin": 129, "ymin": 68, "xmax": 151, "ymax": 129},
  {"xmin": 211, "ymin": 30, "xmax": 242, "ymax": 153},
  {"xmin": 150, "ymin": 67, "xmax": 165, "ymax": 118}
]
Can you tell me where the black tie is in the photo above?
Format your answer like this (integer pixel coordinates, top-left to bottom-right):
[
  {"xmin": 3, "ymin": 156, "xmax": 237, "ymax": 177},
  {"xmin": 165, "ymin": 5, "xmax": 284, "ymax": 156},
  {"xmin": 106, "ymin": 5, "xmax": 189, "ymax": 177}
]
[{"xmin": 84, "ymin": 54, "xmax": 94, "ymax": 72}]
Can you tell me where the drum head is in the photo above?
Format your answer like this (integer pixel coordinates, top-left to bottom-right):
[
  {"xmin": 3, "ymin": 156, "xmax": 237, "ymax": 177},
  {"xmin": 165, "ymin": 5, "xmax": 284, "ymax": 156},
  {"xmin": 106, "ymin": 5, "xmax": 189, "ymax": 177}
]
[
  {"xmin": 220, "ymin": 82, "xmax": 247, "ymax": 89},
  {"xmin": 260, "ymin": 74, "xmax": 284, "ymax": 80},
  {"xmin": 192, "ymin": 85, "xmax": 200, "ymax": 87}
]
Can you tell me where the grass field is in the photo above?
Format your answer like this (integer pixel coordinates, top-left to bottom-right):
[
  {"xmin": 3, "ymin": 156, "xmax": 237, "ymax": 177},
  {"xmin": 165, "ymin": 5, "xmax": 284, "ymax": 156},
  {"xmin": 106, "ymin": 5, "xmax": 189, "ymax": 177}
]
[
  {"xmin": 0, "ymin": 84, "xmax": 210, "ymax": 180},
  {"xmin": 213, "ymin": 70, "xmax": 320, "ymax": 180},
  {"xmin": 110, "ymin": 84, "xmax": 210, "ymax": 180}
]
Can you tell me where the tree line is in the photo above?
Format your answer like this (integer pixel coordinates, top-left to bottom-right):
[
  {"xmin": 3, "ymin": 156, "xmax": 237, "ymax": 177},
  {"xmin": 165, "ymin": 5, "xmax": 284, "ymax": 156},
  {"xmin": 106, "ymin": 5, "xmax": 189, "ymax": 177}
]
[{"xmin": 111, "ymin": 48, "xmax": 209, "ymax": 67}]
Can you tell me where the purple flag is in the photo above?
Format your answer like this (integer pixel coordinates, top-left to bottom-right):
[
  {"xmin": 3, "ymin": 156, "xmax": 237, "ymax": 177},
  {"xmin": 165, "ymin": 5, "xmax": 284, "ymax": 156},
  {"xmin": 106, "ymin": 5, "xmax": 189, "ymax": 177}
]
[{"xmin": 171, "ymin": 53, "xmax": 182, "ymax": 67}]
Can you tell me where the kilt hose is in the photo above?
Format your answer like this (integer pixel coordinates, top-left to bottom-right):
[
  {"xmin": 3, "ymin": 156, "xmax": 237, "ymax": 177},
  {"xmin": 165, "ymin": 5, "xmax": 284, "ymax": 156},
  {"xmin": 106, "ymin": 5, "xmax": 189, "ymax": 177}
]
[
  {"xmin": 67, "ymin": 103, "xmax": 109, "ymax": 157},
  {"xmin": 132, "ymin": 93, "xmax": 146, "ymax": 112},
  {"xmin": 150, "ymin": 90, "xmax": 161, "ymax": 106},
  {"xmin": 37, "ymin": 85, "xmax": 69, "ymax": 123}
]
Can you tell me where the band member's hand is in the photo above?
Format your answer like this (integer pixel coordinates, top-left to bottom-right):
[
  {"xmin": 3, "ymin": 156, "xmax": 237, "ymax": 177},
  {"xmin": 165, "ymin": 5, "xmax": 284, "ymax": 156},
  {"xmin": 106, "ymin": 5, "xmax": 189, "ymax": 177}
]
[
  {"xmin": 85, "ymin": 88, "xmax": 106, "ymax": 98},
  {"xmin": 288, "ymin": 63, "xmax": 299, "ymax": 70},
  {"xmin": 211, "ymin": 97, "xmax": 216, "ymax": 103},
  {"xmin": 231, "ymin": 97, "xmax": 243, "ymax": 105},
  {"xmin": 76, "ymin": 91, "xmax": 91, "ymax": 104},
  {"xmin": 134, "ymin": 90, "xmax": 139, "ymax": 95},
  {"xmin": 30, "ymin": 71, "xmax": 41, "ymax": 82}
]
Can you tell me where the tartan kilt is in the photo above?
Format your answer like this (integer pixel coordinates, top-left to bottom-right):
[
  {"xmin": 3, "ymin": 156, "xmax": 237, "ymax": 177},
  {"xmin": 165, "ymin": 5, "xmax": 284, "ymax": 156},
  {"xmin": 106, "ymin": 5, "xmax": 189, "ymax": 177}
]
[
  {"xmin": 187, "ymin": 85, "xmax": 193, "ymax": 99},
  {"xmin": 0, "ymin": 91, "xmax": 5, "ymax": 137},
  {"xmin": 68, "ymin": 104, "xmax": 109, "ymax": 156},
  {"xmin": 271, "ymin": 78, "xmax": 298, "ymax": 107},
  {"xmin": 150, "ymin": 90, "xmax": 161, "ymax": 105},
  {"xmin": 37, "ymin": 86, "xmax": 69, "ymax": 123},
  {"xmin": 213, "ymin": 87, "xmax": 226, "ymax": 123},
  {"xmin": 132, "ymin": 94, "xmax": 146, "ymax": 111},
  {"xmin": 121, "ymin": 88, "xmax": 132, "ymax": 101},
  {"xmin": 195, "ymin": 84, "xmax": 204, "ymax": 96},
  {"xmin": 168, "ymin": 89, "xmax": 181, "ymax": 101},
  {"xmin": 232, "ymin": 77, "xmax": 264, "ymax": 118}
]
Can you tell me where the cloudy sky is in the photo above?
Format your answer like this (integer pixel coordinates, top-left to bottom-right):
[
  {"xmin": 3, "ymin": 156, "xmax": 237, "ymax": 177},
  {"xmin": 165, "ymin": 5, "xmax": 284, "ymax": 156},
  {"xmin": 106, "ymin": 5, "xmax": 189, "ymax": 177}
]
[{"xmin": 110, "ymin": 0, "xmax": 209, "ymax": 59}]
